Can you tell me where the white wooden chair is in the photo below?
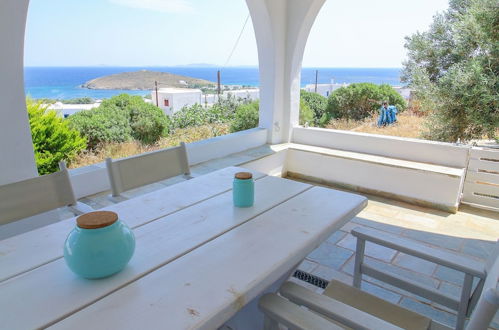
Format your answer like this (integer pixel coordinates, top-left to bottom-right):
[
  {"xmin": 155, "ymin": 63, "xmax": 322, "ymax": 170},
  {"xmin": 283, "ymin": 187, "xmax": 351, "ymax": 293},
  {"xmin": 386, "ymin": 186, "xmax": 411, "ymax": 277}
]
[
  {"xmin": 105, "ymin": 142, "xmax": 191, "ymax": 202},
  {"xmin": 0, "ymin": 162, "xmax": 93, "ymax": 240},
  {"xmin": 259, "ymin": 227, "xmax": 499, "ymax": 330}
]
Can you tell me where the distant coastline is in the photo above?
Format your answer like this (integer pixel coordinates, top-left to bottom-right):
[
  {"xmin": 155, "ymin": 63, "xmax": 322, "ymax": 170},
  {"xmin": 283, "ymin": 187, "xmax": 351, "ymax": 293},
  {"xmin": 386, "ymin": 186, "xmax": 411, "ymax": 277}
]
[{"xmin": 24, "ymin": 66, "xmax": 402, "ymax": 100}]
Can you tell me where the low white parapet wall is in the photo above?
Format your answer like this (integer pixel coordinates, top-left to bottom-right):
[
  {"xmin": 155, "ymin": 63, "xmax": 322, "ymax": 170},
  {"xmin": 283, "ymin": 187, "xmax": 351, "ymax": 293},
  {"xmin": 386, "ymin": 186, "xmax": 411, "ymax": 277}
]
[
  {"xmin": 292, "ymin": 127, "xmax": 470, "ymax": 168},
  {"xmin": 68, "ymin": 128, "xmax": 268, "ymax": 199}
]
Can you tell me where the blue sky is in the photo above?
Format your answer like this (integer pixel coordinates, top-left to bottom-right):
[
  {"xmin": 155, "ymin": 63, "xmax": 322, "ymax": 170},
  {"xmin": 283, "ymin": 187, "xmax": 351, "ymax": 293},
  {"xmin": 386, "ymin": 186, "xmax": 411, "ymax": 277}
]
[{"xmin": 25, "ymin": 0, "xmax": 449, "ymax": 68}]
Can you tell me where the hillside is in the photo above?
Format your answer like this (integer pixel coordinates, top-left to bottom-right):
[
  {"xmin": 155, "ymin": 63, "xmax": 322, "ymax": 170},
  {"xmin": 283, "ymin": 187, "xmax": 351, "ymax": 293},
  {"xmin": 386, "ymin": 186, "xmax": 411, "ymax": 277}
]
[{"xmin": 82, "ymin": 70, "xmax": 215, "ymax": 90}]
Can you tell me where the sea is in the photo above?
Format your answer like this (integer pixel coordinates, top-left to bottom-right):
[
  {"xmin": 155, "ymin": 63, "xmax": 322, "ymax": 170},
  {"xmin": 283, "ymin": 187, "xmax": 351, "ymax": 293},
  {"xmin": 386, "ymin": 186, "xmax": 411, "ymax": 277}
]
[{"xmin": 24, "ymin": 66, "xmax": 402, "ymax": 100}]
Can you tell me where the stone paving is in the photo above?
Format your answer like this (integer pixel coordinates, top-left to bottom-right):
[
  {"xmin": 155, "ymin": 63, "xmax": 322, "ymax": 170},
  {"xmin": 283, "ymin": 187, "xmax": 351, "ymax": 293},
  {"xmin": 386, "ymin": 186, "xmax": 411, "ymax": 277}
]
[
  {"xmin": 290, "ymin": 180, "xmax": 499, "ymax": 329},
  {"xmin": 75, "ymin": 145, "xmax": 499, "ymax": 328}
]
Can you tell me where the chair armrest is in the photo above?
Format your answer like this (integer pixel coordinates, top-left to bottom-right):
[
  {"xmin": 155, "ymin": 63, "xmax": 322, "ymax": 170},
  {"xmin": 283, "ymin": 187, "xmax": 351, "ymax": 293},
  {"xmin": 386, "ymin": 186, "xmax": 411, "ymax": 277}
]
[
  {"xmin": 279, "ymin": 281, "xmax": 403, "ymax": 330},
  {"xmin": 258, "ymin": 293, "xmax": 344, "ymax": 330},
  {"xmin": 352, "ymin": 226, "xmax": 486, "ymax": 278},
  {"xmin": 68, "ymin": 202, "xmax": 94, "ymax": 215}
]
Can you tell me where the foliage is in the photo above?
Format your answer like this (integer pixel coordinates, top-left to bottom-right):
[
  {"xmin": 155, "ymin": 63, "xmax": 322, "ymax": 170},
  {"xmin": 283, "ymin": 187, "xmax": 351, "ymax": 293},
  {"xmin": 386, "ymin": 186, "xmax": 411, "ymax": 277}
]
[
  {"xmin": 169, "ymin": 94, "xmax": 246, "ymax": 131},
  {"xmin": 69, "ymin": 94, "xmax": 168, "ymax": 147},
  {"xmin": 300, "ymin": 90, "xmax": 328, "ymax": 126},
  {"xmin": 27, "ymin": 98, "xmax": 87, "ymax": 174},
  {"xmin": 326, "ymin": 83, "xmax": 407, "ymax": 120},
  {"xmin": 61, "ymin": 97, "xmax": 95, "ymax": 104},
  {"xmin": 402, "ymin": 0, "xmax": 498, "ymax": 142},
  {"xmin": 129, "ymin": 102, "xmax": 169, "ymax": 144},
  {"xmin": 230, "ymin": 101, "xmax": 259, "ymax": 132},
  {"xmin": 299, "ymin": 98, "xmax": 315, "ymax": 126},
  {"xmin": 69, "ymin": 104, "xmax": 132, "ymax": 148}
]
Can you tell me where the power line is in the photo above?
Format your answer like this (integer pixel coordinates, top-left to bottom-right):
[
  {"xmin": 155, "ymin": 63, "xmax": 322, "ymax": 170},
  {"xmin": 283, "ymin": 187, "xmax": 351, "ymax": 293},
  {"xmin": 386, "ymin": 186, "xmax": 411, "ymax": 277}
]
[{"xmin": 222, "ymin": 14, "xmax": 250, "ymax": 68}]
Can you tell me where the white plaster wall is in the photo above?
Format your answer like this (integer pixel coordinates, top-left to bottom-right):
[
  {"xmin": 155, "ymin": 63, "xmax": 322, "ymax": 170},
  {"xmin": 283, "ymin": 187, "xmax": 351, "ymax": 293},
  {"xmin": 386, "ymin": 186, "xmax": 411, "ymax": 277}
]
[
  {"xmin": 292, "ymin": 127, "xmax": 470, "ymax": 168},
  {"xmin": 0, "ymin": 0, "xmax": 38, "ymax": 184},
  {"xmin": 241, "ymin": 149, "xmax": 288, "ymax": 177},
  {"xmin": 171, "ymin": 92, "xmax": 202, "ymax": 113}
]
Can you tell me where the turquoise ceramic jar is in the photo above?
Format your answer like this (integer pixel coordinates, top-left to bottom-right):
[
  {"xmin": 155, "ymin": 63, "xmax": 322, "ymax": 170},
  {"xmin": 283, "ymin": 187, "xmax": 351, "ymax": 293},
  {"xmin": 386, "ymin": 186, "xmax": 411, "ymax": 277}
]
[
  {"xmin": 233, "ymin": 172, "xmax": 254, "ymax": 207},
  {"xmin": 64, "ymin": 211, "xmax": 135, "ymax": 279}
]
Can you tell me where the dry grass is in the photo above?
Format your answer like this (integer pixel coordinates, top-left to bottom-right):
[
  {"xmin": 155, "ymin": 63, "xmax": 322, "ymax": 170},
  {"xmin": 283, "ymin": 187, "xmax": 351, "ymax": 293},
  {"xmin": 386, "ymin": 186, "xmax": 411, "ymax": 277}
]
[
  {"xmin": 71, "ymin": 123, "xmax": 230, "ymax": 168},
  {"xmin": 326, "ymin": 111, "xmax": 426, "ymax": 139}
]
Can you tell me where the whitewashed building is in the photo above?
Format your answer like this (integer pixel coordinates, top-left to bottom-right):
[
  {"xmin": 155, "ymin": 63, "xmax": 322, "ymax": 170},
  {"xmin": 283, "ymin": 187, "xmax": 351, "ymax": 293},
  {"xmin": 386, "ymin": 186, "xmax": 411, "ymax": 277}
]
[
  {"xmin": 47, "ymin": 102, "xmax": 101, "ymax": 118},
  {"xmin": 303, "ymin": 82, "xmax": 347, "ymax": 97},
  {"xmin": 150, "ymin": 88, "xmax": 202, "ymax": 115}
]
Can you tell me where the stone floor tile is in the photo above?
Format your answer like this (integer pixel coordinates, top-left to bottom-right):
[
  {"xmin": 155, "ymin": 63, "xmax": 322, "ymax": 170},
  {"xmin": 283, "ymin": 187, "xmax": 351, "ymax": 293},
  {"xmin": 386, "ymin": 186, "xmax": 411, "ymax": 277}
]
[
  {"xmin": 399, "ymin": 298, "xmax": 457, "ymax": 327},
  {"xmin": 434, "ymin": 266, "xmax": 465, "ymax": 286},
  {"xmin": 297, "ymin": 259, "xmax": 319, "ymax": 273},
  {"xmin": 342, "ymin": 256, "xmax": 440, "ymax": 289},
  {"xmin": 352, "ymin": 216, "xmax": 405, "ymax": 235},
  {"xmin": 79, "ymin": 191, "xmax": 114, "ymax": 209},
  {"xmin": 307, "ymin": 243, "xmax": 353, "ymax": 270},
  {"xmin": 461, "ymin": 239, "xmax": 495, "ymax": 260},
  {"xmin": 402, "ymin": 230, "xmax": 463, "ymax": 251},
  {"xmin": 359, "ymin": 281, "xmax": 402, "ymax": 304},
  {"xmin": 393, "ymin": 253, "xmax": 437, "ymax": 276},
  {"xmin": 310, "ymin": 265, "xmax": 353, "ymax": 285},
  {"xmin": 340, "ymin": 221, "xmax": 366, "ymax": 233},
  {"xmin": 437, "ymin": 281, "xmax": 461, "ymax": 299},
  {"xmin": 325, "ymin": 230, "xmax": 347, "ymax": 245},
  {"xmin": 337, "ymin": 234, "xmax": 397, "ymax": 262}
]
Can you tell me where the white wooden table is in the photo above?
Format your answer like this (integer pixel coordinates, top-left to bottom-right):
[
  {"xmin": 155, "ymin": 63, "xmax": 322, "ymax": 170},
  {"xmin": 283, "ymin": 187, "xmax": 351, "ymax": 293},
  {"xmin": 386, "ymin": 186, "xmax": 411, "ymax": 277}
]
[{"xmin": 0, "ymin": 166, "xmax": 367, "ymax": 330}]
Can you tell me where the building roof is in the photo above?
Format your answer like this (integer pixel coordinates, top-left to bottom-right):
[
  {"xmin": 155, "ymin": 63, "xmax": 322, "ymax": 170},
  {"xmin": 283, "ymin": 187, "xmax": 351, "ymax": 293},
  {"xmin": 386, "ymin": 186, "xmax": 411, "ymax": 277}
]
[{"xmin": 157, "ymin": 88, "xmax": 202, "ymax": 94}]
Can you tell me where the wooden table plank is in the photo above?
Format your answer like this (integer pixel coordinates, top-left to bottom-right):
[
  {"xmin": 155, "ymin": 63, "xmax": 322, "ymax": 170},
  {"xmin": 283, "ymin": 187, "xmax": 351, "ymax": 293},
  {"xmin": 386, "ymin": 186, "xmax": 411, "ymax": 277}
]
[
  {"xmin": 0, "ymin": 176, "xmax": 311, "ymax": 330},
  {"xmin": 50, "ymin": 187, "xmax": 367, "ymax": 330},
  {"xmin": 0, "ymin": 167, "xmax": 265, "ymax": 283}
]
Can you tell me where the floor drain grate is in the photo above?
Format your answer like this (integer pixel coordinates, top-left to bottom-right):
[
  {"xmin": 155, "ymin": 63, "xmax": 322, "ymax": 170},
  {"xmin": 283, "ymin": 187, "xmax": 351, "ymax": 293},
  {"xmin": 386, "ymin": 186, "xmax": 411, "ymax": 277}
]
[{"xmin": 292, "ymin": 269, "xmax": 329, "ymax": 289}]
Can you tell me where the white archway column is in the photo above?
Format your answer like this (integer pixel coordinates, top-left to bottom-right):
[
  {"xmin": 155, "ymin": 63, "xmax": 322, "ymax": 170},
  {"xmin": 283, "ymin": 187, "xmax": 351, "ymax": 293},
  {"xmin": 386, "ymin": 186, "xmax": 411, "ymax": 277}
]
[
  {"xmin": 0, "ymin": 0, "xmax": 37, "ymax": 184},
  {"xmin": 246, "ymin": 0, "xmax": 325, "ymax": 144}
]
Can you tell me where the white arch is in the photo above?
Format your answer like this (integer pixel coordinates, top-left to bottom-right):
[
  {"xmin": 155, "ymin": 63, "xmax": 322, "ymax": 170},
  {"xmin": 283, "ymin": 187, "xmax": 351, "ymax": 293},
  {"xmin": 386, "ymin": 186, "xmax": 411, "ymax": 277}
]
[
  {"xmin": 0, "ymin": 0, "xmax": 326, "ymax": 184},
  {"xmin": 0, "ymin": 0, "xmax": 37, "ymax": 184},
  {"xmin": 246, "ymin": 0, "xmax": 326, "ymax": 143}
]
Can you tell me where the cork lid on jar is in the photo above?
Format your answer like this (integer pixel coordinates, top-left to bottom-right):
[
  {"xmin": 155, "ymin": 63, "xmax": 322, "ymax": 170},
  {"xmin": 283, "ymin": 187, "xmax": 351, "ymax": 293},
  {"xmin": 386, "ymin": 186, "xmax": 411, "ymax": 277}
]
[
  {"xmin": 76, "ymin": 211, "xmax": 119, "ymax": 229},
  {"xmin": 235, "ymin": 172, "xmax": 253, "ymax": 180}
]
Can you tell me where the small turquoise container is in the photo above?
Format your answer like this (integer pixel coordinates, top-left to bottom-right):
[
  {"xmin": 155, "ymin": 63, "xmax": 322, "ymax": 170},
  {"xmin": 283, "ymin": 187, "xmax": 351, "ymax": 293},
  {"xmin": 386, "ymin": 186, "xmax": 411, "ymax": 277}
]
[
  {"xmin": 233, "ymin": 172, "xmax": 254, "ymax": 207},
  {"xmin": 63, "ymin": 211, "xmax": 135, "ymax": 279}
]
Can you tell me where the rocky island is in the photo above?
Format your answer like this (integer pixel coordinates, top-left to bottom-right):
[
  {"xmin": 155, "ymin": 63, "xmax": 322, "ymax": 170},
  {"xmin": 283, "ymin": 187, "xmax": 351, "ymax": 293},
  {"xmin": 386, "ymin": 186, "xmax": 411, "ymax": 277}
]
[{"xmin": 82, "ymin": 70, "xmax": 215, "ymax": 90}]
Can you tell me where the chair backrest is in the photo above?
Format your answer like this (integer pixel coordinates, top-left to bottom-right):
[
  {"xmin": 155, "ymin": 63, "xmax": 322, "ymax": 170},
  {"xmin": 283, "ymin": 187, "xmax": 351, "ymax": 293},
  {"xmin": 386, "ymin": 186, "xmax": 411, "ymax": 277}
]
[
  {"xmin": 106, "ymin": 142, "xmax": 190, "ymax": 197},
  {"xmin": 0, "ymin": 163, "xmax": 77, "ymax": 225},
  {"xmin": 466, "ymin": 241, "xmax": 499, "ymax": 329}
]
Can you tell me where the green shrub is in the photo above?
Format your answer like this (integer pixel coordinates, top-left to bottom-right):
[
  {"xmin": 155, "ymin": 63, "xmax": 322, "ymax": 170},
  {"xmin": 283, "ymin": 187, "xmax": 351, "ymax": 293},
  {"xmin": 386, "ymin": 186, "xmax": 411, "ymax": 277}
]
[
  {"xmin": 299, "ymin": 98, "xmax": 315, "ymax": 126},
  {"xmin": 61, "ymin": 97, "xmax": 95, "ymax": 104},
  {"xmin": 69, "ymin": 104, "xmax": 132, "ymax": 148},
  {"xmin": 300, "ymin": 90, "xmax": 328, "ymax": 126},
  {"xmin": 230, "ymin": 101, "xmax": 259, "ymax": 132},
  {"xmin": 327, "ymin": 83, "xmax": 406, "ymax": 120},
  {"xmin": 27, "ymin": 98, "xmax": 87, "ymax": 174},
  {"xmin": 69, "ymin": 94, "xmax": 168, "ymax": 147},
  {"xmin": 129, "ymin": 102, "xmax": 169, "ymax": 144},
  {"xmin": 169, "ymin": 104, "xmax": 208, "ymax": 130}
]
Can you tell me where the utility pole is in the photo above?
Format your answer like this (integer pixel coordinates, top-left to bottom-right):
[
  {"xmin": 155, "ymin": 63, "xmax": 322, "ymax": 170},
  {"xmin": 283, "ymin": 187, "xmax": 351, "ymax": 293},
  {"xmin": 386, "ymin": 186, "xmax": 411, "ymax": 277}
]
[
  {"xmin": 217, "ymin": 70, "xmax": 221, "ymax": 100},
  {"xmin": 154, "ymin": 81, "xmax": 159, "ymax": 107},
  {"xmin": 314, "ymin": 70, "xmax": 318, "ymax": 93}
]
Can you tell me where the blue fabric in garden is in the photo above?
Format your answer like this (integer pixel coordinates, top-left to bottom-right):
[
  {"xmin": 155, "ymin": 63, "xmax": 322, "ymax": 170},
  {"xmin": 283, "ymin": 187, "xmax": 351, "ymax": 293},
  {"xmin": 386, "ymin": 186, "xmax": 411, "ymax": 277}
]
[{"xmin": 378, "ymin": 105, "xmax": 398, "ymax": 126}]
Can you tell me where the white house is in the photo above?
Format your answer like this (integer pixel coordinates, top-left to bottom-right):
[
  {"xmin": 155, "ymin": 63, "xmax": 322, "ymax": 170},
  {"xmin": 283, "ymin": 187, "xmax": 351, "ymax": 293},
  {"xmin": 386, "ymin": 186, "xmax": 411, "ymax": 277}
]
[
  {"xmin": 47, "ymin": 102, "xmax": 101, "ymax": 118},
  {"xmin": 151, "ymin": 88, "xmax": 202, "ymax": 115},
  {"xmin": 303, "ymin": 82, "xmax": 348, "ymax": 97},
  {"xmin": 204, "ymin": 88, "xmax": 260, "ymax": 105}
]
